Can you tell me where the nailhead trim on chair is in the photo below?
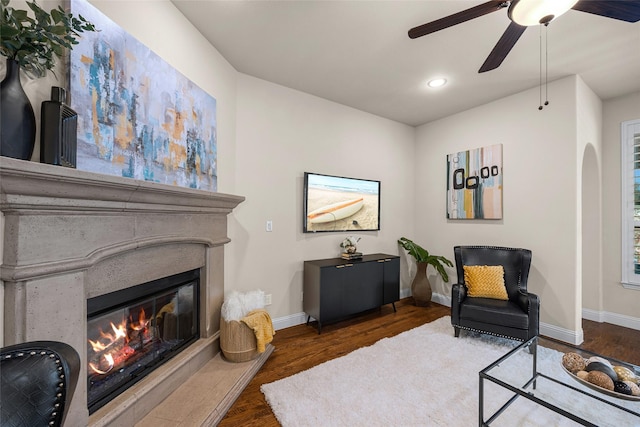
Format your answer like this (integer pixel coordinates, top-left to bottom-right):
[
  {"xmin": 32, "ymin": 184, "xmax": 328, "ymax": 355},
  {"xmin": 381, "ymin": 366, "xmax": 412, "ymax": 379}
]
[
  {"xmin": 2, "ymin": 349, "xmax": 67, "ymax": 427},
  {"xmin": 452, "ymin": 324, "xmax": 526, "ymax": 341}
]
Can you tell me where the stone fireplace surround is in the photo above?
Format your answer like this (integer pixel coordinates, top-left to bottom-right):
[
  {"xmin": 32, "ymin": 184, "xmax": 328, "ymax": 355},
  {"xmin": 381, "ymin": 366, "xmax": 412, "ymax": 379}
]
[{"xmin": 0, "ymin": 157, "xmax": 244, "ymax": 425}]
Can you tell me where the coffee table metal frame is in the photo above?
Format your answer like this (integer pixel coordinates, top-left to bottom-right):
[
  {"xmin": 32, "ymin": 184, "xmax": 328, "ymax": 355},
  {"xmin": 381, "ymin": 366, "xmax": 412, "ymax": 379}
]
[{"xmin": 478, "ymin": 335, "xmax": 640, "ymax": 426}]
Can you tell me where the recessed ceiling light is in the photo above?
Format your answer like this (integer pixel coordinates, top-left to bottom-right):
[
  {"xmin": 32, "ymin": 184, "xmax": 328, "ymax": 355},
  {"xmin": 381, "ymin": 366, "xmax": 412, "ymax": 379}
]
[{"xmin": 427, "ymin": 78, "xmax": 447, "ymax": 88}]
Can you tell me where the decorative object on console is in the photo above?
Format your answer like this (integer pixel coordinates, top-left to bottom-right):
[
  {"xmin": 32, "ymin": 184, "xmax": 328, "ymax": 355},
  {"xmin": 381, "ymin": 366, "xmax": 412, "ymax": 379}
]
[
  {"xmin": 70, "ymin": 0, "xmax": 218, "ymax": 191},
  {"xmin": 397, "ymin": 237, "xmax": 453, "ymax": 306},
  {"xmin": 340, "ymin": 235, "xmax": 361, "ymax": 255},
  {"xmin": 0, "ymin": 0, "xmax": 95, "ymax": 160},
  {"xmin": 446, "ymin": 143, "xmax": 502, "ymax": 219},
  {"xmin": 41, "ymin": 86, "xmax": 77, "ymax": 167},
  {"xmin": 341, "ymin": 252, "xmax": 363, "ymax": 260},
  {"xmin": 303, "ymin": 172, "xmax": 380, "ymax": 233}
]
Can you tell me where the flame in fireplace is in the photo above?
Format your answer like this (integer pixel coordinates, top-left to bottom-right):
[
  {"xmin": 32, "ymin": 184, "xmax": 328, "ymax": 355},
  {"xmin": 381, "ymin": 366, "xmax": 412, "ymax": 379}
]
[
  {"xmin": 130, "ymin": 308, "xmax": 148, "ymax": 331},
  {"xmin": 89, "ymin": 354, "xmax": 114, "ymax": 375},
  {"xmin": 88, "ymin": 308, "xmax": 151, "ymax": 375},
  {"xmin": 88, "ymin": 322, "xmax": 127, "ymax": 353}
]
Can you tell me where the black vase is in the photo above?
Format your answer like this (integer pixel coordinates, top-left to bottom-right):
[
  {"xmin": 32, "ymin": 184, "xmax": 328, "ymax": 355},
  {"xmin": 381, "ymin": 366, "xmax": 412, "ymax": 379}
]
[{"xmin": 1, "ymin": 59, "xmax": 36, "ymax": 160}]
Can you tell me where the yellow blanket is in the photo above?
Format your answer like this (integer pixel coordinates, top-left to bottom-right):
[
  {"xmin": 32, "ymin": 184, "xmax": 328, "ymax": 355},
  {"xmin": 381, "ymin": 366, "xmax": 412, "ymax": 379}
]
[{"xmin": 241, "ymin": 309, "xmax": 275, "ymax": 353}]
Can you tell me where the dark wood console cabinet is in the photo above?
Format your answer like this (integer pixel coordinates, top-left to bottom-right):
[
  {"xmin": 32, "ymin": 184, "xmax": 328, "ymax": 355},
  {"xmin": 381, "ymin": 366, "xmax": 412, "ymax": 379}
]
[{"xmin": 303, "ymin": 253, "xmax": 400, "ymax": 333}]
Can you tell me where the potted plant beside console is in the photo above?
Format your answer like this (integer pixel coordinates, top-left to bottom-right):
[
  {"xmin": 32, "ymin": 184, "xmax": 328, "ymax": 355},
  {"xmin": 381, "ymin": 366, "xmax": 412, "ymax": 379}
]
[{"xmin": 398, "ymin": 237, "xmax": 452, "ymax": 306}]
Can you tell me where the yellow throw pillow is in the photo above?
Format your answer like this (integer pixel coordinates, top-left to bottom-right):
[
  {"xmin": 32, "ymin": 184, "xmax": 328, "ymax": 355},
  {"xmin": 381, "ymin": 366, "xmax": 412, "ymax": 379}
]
[{"xmin": 463, "ymin": 265, "xmax": 508, "ymax": 300}]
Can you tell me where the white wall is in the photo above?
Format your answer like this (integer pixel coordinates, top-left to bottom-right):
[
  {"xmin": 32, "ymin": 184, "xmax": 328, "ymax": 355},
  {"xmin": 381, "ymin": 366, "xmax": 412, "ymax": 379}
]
[
  {"xmin": 230, "ymin": 74, "xmax": 415, "ymax": 322},
  {"xmin": 415, "ymin": 76, "xmax": 583, "ymax": 341},
  {"xmin": 601, "ymin": 91, "xmax": 640, "ymax": 324}
]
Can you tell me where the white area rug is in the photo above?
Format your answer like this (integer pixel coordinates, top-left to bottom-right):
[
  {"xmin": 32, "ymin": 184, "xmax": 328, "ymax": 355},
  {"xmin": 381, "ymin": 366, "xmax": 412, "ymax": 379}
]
[{"xmin": 261, "ymin": 316, "xmax": 639, "ymax": 426}]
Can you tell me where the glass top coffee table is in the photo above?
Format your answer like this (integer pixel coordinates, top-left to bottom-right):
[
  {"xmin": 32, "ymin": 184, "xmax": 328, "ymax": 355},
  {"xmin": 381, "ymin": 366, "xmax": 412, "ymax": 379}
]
[{"xmin": 479, "ymin": 336, "xmax": 640, "ymax": 426}]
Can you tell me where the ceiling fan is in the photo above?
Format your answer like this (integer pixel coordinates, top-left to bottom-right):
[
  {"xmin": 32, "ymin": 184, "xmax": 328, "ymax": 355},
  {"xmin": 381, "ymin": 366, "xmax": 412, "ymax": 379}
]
[{"xmin": 409, "ymin": 0, "xmax": 640, "ymax": 73}]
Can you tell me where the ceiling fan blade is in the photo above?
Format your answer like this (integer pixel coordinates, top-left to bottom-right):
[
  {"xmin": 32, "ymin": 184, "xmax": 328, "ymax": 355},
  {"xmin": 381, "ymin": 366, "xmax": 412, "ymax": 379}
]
[
  {"xmin": 478, "ymin": 22, "xmax": 527, "ymax": 73},
  {"xmin": 408, "ymin": 1, "xmax": 507, "ymax": 39},
  {"xmin": 572, "ymin": 0, "xmax": 640, "ymax": 23}
]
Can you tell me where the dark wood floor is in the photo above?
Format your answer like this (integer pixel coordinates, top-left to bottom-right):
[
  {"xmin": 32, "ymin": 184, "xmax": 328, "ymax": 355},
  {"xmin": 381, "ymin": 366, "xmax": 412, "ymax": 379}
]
[{"xmin": 219, "ymin": 298, "xmax": 640, "ymax": 426}]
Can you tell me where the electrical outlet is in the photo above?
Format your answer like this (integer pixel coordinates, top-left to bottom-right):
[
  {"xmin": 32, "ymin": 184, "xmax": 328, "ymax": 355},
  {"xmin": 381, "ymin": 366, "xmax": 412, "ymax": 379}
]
[
  {"xmin": 265, "ymin": 293, "xmax": 272, "ymax": 305},
  {"xmin": 266, "ymin": 220, "xmax": 273, "ymax": 232}
]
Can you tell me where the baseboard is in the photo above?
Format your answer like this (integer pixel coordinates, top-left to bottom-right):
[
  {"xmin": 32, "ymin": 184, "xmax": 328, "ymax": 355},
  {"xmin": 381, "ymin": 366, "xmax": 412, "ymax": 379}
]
[
  {"xmin": 582, "ymin": 308, "xmax": 640, "ymax": 331},
  {"xmin": 400, "ymin": 288, "xmax": 412, "ymax": 300},
  {"xmin": 431, "ymin": 292, "xmax": 450, "ymax": 307},
  {"xmin": 272, "ymin": 312, "xmax": 307, "ymax": 331},
  {"xmin": 582, "ymin": 308, "xmax": 605, "ymax": 323},
  {"xmin": 540, "ymin": 322, "xmax": 584, "ymax": 345}
]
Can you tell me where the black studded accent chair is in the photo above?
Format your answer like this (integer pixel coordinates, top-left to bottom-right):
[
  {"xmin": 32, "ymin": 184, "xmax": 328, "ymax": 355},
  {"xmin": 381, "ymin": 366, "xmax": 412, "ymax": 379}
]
[
  {"xmin": 451, "ymin": 246, "xmax": 540, "ymax": 341},
  {"xmin": 1, "ymin": 341, "xmax": 80, "ymax": 427}
]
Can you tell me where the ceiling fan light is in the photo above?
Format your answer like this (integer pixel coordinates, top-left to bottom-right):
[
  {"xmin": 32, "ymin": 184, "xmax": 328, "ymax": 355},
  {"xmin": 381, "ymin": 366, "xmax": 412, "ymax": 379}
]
[
  {"xmin": 508, "ymin": 0, "xmax": 579, "ymax": 26},
  {"xmin": 427, "ymin": 78, "xmax": 447, "ymax": 88}
]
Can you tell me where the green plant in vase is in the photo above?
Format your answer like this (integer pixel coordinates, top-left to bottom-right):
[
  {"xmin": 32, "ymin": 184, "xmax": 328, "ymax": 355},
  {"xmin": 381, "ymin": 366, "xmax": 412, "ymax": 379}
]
[
  {"xmin": 398, "ymin": 237, "xmax": 453, "ymax": 306},
  {"xmin": 0, "ymin": 0, "xmax": 96, "ymax": 159}
]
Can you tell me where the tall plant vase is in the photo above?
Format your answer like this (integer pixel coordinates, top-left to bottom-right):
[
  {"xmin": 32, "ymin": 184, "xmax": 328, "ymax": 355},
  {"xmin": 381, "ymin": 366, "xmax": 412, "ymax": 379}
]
[
  {"xmin": 1, "ymin": 59, "xmax": 36, "ymax": 160},
  {"xmin": 411, "ymin": 262, "xmax": 432, "ymax": 307}
]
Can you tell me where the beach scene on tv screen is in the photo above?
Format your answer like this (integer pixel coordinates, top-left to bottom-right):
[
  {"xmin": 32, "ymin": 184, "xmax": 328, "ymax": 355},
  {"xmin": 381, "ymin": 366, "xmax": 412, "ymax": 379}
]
[{"xmin": 306, "ymin": 174, "xmax": 379, "ymax": 232}]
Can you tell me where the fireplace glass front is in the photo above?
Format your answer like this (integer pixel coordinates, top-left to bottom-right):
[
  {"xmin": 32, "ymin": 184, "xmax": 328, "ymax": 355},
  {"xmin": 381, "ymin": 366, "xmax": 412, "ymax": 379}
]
[{"xmin": 87, "ymin": 269, "xmax": 199, "ymax": 414}]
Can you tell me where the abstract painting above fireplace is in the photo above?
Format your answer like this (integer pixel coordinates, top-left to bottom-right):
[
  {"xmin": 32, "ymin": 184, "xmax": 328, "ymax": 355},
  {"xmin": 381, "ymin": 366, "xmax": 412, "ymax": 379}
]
[{"xmin": 69, "ymin": 0, "xmax": 218, "ymax": 191}]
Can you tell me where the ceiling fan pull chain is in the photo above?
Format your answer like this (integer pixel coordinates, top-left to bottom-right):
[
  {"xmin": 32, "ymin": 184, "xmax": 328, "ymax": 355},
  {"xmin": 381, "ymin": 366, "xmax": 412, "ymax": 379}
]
[
  {"xmin": 538, "ymin": 22, "xmax": 550, "ymax": 111},
  {"xmin": 539, "ymin": 24, "xmax": 543, "ymax": 110},
  {"xmin": 545, "ymin": 23, "xmax": 549, "ymax": 107}
]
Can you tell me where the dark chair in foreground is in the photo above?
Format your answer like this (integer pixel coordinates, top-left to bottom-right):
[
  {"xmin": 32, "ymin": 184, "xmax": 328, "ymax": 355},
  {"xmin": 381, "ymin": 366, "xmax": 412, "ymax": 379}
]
[
  {"xmin": 1, "ymin": 341, "xmax": 80, "ymax": 427},
  {"xmin": 451, "ymin": 246, "xmax": 539, "ymax": 341}
]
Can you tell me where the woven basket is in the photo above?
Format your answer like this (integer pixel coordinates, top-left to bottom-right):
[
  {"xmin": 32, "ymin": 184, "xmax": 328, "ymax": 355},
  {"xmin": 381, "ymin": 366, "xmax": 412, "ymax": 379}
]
[{"xmin": 220, "ymin": 317, "xmax": 259, "ymax": 363}]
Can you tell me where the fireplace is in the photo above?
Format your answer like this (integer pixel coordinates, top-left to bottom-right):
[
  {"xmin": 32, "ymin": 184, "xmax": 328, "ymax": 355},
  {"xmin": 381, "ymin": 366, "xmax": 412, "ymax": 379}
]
[
  {"xmin": 0, "ymin": 157, "xmax": 244, "ymax": 426},
  {"xmin": 87, "ymin": 269, "xmax": 200, "ymax": 414}
]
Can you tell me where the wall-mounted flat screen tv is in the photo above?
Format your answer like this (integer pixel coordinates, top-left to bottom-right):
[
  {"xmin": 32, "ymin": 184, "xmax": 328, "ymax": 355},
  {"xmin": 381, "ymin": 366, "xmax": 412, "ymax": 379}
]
[{"xmin": 303, "ymin": 172, "xmax": 380, "ymax": 233}]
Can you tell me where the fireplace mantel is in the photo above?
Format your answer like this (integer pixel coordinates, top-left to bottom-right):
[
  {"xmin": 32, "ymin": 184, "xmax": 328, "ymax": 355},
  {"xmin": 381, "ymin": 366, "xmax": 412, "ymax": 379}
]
[
  {"xmin": 0, "ymin": 157, "xmax": 242, "ymax": 213},
  {"xmin": 0, "ymin": 157, "xmax": 244, "ymax": 425},
  {"xmin": 1, "ymin": 157, "xmax": 244, "ymax": 283}
]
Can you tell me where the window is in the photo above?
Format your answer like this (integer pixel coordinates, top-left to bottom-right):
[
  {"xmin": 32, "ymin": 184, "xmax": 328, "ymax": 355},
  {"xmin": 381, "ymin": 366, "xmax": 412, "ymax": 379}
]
[{"xmin": 621, "ymin": 119, "xmax": 640, "ymax": 289}]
